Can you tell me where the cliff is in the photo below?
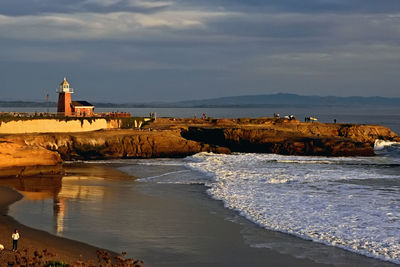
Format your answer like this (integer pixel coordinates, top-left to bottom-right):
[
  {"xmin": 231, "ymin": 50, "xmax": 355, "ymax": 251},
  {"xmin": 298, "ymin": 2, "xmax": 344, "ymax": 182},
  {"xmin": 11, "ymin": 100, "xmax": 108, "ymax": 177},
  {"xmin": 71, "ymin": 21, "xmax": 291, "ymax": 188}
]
[
  {"xmin": 5, "ymin": 129, "xmax": 229, "ymax": 161},
  {"xmin": 180, "ymin": 119, "xmax": 399, "ymax": 156},
  {"xmin": 0, "ymin": 118, "xmax": 398, "ymax": 177},
  {"xmin": 0, "ymin": 138, "xmax": 62, "ymax": 177},
  {"xmin": 0, "ymin": 118, "xmax": 120, "ymax": 134}
]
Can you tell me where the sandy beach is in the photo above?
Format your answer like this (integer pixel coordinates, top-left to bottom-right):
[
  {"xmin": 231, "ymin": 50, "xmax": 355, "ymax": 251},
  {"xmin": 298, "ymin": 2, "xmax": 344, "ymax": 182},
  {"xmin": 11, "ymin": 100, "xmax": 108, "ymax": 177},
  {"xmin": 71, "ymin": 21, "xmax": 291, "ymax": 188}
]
[
  {"xmin": 6, "ymin": 162, "xmax": 398, "ymax": 267},
  {"xmin": 2, "ymin": 165, "xmax": 328, "ymax": 267},
  {"xmin": 0, "ymin": 185, "xmax": 114, "ymax": 265},
  {"xmin": 1, "ymin": 160, "xmax": 399, "ymax": 266}
]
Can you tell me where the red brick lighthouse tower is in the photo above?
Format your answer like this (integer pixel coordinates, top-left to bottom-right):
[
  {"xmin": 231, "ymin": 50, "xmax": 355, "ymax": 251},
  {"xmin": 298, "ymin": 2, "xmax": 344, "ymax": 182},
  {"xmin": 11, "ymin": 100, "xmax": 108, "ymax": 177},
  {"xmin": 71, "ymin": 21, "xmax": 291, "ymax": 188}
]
[{"xmin": 57, "ymin": 77, "xmax": 74, "ymax": 116}]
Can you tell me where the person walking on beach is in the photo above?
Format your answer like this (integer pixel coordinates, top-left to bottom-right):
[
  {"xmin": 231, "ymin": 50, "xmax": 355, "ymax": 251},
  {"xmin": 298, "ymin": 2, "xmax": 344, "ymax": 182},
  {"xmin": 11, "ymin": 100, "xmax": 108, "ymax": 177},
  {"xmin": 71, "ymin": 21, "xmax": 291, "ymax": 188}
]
[{"xmin": 12, "ymin": 229, "xmax": 19, "ymax": 251}]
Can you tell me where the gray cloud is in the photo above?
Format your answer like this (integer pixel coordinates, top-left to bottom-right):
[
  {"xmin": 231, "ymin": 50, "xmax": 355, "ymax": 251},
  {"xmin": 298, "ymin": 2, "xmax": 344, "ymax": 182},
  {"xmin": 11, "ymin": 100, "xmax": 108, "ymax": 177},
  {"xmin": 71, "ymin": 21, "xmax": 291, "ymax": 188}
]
[
  {"xmin": 0, "ymin": 0, "xmax": 399, "ymax": 102},
  {"xmin": 0, "ymin": 0, "xmax": 173, "ymax": 15}
]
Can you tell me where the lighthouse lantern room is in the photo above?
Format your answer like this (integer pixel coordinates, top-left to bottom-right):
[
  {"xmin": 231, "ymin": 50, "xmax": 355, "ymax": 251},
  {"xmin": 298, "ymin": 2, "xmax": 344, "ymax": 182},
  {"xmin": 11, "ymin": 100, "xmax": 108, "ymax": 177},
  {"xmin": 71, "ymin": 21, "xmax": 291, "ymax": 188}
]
[{"xmin": 57, "ymin": 77, "xmax": 74, "ymax": 116}]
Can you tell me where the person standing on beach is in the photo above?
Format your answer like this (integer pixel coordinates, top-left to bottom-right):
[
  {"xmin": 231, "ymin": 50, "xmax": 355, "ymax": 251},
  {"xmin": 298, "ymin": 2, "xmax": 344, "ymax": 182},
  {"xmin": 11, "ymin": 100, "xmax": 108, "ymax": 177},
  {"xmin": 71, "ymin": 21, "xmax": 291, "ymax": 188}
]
[{"xmin": 12, "ymin": 229, "xmax": 19, "ymax": 251}]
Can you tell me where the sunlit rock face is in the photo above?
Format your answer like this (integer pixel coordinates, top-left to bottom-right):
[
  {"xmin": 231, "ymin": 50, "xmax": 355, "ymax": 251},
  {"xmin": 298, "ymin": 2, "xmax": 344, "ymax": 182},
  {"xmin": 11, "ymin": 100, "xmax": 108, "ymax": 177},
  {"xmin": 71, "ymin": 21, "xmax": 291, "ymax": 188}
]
[
  {"xmin": 1, "ymin": 119, "xmax": 399, "ymax": 176},
  {"xmin": 0, "ymin": 138, "xmax": 62, "ymax": 177},
  {"xmin": 181, "ymin": 120, "xmax": 400, "ymax": 156},
  {"xmin": 5, "ymin": 129, "xmax": 230, "ymax": 161}
]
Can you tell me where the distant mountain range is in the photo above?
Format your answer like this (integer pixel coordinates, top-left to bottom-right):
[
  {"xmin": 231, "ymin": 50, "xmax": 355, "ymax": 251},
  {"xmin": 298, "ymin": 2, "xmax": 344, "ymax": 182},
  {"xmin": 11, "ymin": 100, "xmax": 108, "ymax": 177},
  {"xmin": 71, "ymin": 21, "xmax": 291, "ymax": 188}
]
[
  {"xmin": 0, "ymin": 101, "xmax": 57, "ymax": 108},
  {"xmin": 1, "ymin": 94, "xmax": 400, "ymax": 108},
  {"xmin": 174, "ymin": 94, "xmax": 400, "ymax": 107}
]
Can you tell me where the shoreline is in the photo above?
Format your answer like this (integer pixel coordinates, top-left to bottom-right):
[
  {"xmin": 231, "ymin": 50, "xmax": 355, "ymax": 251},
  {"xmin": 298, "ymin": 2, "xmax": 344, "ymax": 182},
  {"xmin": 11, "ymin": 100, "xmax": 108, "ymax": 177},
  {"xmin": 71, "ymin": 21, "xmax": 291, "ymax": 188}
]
[
  {"xmin": 3, "ymin": 161, "xmax": 399, "ymax": 266},
  {"xmin": 0, "ymin": 185, "xmax": 116, "ymax": 265}
]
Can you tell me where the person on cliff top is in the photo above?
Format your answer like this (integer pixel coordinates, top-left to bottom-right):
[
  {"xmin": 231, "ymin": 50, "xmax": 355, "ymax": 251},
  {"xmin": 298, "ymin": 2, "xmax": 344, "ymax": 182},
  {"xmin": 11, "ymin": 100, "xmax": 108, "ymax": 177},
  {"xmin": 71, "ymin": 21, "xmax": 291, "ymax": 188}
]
[{"xmin": 12, "ymin": 229, "xmax": 19, "ymax": 252}]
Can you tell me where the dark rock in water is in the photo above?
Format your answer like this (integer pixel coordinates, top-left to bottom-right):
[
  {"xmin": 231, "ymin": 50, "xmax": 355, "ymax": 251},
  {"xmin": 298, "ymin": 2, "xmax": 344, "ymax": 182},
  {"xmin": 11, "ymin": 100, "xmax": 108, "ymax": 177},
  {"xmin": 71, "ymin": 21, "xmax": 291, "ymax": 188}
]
[
  {"xmin": 179, "ymin": 119, "xmax": 399, "ymax": 157},
  {"xmin": 181, "ymin": 126, "xmax": 377, "ymax": 156}
]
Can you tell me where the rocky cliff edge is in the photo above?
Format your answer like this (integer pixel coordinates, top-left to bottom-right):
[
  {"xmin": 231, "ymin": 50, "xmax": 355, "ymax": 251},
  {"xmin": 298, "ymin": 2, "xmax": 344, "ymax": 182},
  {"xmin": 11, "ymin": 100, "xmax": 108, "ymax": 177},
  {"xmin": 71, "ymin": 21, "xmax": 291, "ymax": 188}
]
[{"xmin": 0, "ymin": 118, "xmax": 398, "ymax": 177}]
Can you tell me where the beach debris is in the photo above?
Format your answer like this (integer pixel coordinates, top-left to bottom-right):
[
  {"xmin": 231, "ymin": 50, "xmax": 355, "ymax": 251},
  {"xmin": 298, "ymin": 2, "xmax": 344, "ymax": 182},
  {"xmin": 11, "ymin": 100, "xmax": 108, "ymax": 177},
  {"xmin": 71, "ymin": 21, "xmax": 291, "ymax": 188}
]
[
  {"xmin": 2, "ymin": 247, "xmax": 63, "ymax": 267},
  {"xmin": 73, "ymin": 259, "xmax": 84, "ymax": 266},
  {"xmin": 2, "ymin": 248, "xmax": 144, "ymax": 266},
  {"xmin": 97, "ymin": 249, "xmax": 112, "ymax": 264}
]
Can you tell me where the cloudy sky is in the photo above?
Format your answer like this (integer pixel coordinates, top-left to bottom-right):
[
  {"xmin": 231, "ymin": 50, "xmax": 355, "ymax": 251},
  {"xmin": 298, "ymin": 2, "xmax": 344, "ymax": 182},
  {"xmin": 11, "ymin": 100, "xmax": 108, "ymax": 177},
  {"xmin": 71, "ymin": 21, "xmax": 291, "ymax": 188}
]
[{"xmin": 0, "ymin": 0, "xmax": 399, "ymax": 102}]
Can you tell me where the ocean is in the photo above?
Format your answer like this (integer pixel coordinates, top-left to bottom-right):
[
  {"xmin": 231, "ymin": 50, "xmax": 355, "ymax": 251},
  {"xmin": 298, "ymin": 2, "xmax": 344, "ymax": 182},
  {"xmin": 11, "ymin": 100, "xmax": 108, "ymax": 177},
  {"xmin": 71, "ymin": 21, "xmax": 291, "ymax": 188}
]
[
  {"xmin": 2, "ymin": 105, "xmax": 399, "ymax": 134},
  {"xmin": 5, "ymin": 106, "xmax": 400, "ymax": 266}
]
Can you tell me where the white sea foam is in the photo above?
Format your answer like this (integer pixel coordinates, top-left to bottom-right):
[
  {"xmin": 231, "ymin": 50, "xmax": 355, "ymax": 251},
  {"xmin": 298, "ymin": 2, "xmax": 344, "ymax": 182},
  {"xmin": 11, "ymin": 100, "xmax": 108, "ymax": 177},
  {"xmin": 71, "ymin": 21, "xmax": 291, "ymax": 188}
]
[
  {"xmin": 374, "ymin": 140, "xmax": 400, "ymax": 151},
  {"xmin": 83, "ymin": 158, "xmax": 185, "ymax": 166},
  {"xmin": 136, "ymin": 170, "xmax": 193, "ymax": 183},
  {"xmin": 184, "ymin": 152, "xmax": 400, "ymax": 264},
  {"xmin": 82, "ymin": 151, "xmax": 400, "ymax": 263}
]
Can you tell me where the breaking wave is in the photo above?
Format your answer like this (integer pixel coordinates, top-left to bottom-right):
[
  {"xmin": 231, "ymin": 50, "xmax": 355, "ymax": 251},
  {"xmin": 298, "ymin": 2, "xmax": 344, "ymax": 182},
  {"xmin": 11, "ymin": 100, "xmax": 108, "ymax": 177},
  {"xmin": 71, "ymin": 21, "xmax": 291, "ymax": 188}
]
[
  {"xmin": 184, "ymin": 152, "xmax": 400, "ymax": 264},
  {"xmin": 374, "ymin": 140, "xmax": 400, "ymax": 151}
]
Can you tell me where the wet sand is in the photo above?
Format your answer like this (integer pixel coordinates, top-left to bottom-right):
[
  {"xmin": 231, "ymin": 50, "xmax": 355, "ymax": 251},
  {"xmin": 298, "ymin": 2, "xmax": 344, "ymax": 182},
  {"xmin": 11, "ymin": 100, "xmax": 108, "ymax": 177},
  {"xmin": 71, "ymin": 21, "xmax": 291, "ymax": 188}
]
[
  {"xmin": 3, "ymin": 166, "xmax": 331, "ymax": 267},
  {"xmin": 112, "ymin": 181, "xmax": 396, "ymax": 267},
  {"xmin": 2, "ymin": 163, "xmax": 398, "ymax": 266},
  {"xmin": 0, "ymin": 185, "xmax": 113, "ymax": 265}
]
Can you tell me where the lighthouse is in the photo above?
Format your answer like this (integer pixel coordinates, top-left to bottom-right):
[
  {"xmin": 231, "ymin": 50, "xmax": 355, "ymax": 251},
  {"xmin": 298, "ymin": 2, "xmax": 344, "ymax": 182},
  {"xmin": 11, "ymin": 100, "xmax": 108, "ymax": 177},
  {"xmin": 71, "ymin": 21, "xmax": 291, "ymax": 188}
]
[
  {"xmin": 56, "ymin": 77, "xmax": 95, "ymax": 117},
  {"xmin": 57, "ymin": 77, "xmax": 74, "ymax": 116}
]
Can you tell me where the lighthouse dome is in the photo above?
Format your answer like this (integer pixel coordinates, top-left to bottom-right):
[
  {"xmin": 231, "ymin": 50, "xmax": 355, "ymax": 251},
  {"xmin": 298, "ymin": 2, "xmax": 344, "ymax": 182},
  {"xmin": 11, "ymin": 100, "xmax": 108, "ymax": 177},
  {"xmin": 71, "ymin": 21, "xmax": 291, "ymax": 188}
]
[
  {"xmin": 60, "ymin": 77, "xmax": 70, "ymax": 86},
  {"xmin": 57, "ymin": 77, "xmax": 73, "ymax": 94}
]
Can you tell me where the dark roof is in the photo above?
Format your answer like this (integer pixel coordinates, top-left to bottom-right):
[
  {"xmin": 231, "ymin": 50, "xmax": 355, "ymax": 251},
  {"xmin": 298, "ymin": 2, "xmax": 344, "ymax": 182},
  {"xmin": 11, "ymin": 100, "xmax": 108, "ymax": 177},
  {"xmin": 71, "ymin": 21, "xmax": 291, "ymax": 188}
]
[{"xmin": 71, "ymin": 101, "xmax": 94, "ymax": 107}]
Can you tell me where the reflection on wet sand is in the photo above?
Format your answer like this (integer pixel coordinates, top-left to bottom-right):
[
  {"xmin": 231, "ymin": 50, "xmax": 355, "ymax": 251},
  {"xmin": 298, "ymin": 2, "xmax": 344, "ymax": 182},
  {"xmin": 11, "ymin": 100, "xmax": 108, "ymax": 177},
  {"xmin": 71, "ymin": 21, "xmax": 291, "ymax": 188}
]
[
  {"xmin": 0, "ymin": 175, "xmax": 65, "ymax": 233},
  {"xmin": 0, "ymin": 176, "xmax": 63, "ymax": 200},
  {"xmin": 0, "ymin": 163, "xmax": 134, "ymax": 235},
  {"xmin": 54, "ymin": 197, "xmax": 66, "ymax": 233}
]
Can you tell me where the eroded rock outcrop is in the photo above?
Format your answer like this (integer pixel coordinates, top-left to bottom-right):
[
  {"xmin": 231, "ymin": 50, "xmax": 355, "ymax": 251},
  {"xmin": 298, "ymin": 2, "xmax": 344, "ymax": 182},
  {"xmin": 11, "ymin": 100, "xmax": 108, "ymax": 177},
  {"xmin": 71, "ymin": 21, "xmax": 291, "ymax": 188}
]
[
  {"xmin": 0, "ymin": 138, "xmax": 63, "ymax": 177},
  {"xmin": 1, "ymin": 118, "xmax": 398, "ymax": 177},
  {"xmin": 180, "ymin": 120, "xmax": 399, "ymax": 157},
  {"xmin": 181, "ymin": 127, "xmax": 374, "ymax": 156},
  {"xmin": 5, "ymin": 129, "xmax": 230, "ymax": 161}
]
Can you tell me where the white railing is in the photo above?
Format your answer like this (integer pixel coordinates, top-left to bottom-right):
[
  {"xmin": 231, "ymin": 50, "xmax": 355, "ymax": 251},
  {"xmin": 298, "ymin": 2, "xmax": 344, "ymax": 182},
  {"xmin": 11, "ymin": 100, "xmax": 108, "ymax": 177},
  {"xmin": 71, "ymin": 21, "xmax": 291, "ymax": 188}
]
[{"xmin": 56, "ymin": 88, "xmax": 74, "ymax": 93}]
